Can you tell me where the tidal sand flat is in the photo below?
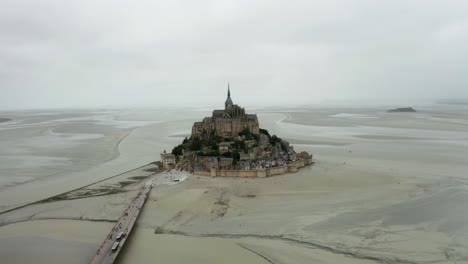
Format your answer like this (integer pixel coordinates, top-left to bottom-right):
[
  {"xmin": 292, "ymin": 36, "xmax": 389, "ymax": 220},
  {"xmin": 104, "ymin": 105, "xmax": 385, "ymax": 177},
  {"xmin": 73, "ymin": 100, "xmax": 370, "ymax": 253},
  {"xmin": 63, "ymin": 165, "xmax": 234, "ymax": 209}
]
[
  {"xmin": 0, "ymin": 219, "xmax": 113, "ymax": 264},
  {"xmin": 124, "ymin": 163, "xmax": 440, "ymax": 263},
  {"xmin": 1, "ymin": 106, "xmax": 468, "ymax": 263},
  {"xmin": 0, "ymin": 166, "xmax": 190, "ymax": 264},
  {"xmin": 0, "ymin": 109, "xmax": 200, "ymax": 263},
  {"xmin": 120, "ymin": 106, "xmax": 468, "ymax": 263},
  {"xmin": 118, "ymin": 227, "xmax": 376, "ymax": 264},
  {"xmin": 0, "ymin": 110, "xmax": 135, "ymax": 211},
  {"xmin": 0, "ymin": 109, "xmax": 201, "ymax": 212}
]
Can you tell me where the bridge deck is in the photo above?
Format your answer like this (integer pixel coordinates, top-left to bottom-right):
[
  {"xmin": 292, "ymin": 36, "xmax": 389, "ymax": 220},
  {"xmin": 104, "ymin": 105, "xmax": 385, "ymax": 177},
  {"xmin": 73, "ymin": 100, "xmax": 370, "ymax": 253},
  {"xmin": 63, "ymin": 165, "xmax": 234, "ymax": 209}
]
[{"xmin": 90, "ymin": 182, "xmax": 152, "ymax": 264}]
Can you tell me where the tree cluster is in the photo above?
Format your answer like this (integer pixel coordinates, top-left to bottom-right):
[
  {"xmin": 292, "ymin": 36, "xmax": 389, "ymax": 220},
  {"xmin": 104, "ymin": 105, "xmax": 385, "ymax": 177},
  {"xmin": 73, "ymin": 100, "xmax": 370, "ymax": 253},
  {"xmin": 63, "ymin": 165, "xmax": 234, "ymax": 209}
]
[
  {"xmin": 172, "ymin": 128, "xmax": 288, "ymax": 159},
  {"xmin": 259, "ymin": 128, "xmax": 287, "ymax": 151},
  {"xmin": 239, "ymin": 128, "xmax": 258, "ymax": 141},
  {"xmin": 171, "ymin": 135, "xmax": 223, "ymax": 156}
]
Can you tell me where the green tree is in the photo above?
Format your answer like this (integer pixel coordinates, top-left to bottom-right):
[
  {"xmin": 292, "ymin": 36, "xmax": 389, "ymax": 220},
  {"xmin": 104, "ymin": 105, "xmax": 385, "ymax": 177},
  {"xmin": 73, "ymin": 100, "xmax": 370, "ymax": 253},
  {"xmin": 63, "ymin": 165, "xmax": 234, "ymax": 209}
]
[
  {"xmin": 172, "ymin": 144, "xmax": 185, "ymax": 156},
  {"xmin": 213, "ymin": 135, "xmax": 222, "ymax": 143},
  {"xmin": 270, "ymin": 135, "xmax": 282, "ymax": 145},
  {"xmin": 189, "ymin": 138, "xmax": 202, "ymax": 151},
  {"xmin": 252, "ymin": 133, "xmax": 259, "ymax": 141},
  {"xmin": 259, "ymin": 128, "xmax": 271, "ymax": 138},
  {"xmin": 234, "ymin": 140, "xmax": 245, "ymax": 151},
  {"xmin": 239, "ymin": 128, "xmax": 251, "ymax": 137},
  {"xmin": 280, "ymin": 142, "xmax": 288, "ymax": 152},
  {"xmin": 208, "ymin": 150, "xmax": 220, "ymax": 156},
  {"xmin": 232, "ymin": 150, "xmax": 240, "ymax": 161},
  {"xmin": 211, "ymin": 141, "xmax": 219, "ymax": 150}
]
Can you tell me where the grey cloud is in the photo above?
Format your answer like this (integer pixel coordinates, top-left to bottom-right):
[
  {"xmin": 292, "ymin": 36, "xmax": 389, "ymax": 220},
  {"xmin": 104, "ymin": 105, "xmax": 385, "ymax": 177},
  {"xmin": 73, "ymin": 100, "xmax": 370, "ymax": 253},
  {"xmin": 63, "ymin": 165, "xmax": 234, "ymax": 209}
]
[{"xmin": 1, "ymin": 0, "xmax": 468, "ymax": 109}]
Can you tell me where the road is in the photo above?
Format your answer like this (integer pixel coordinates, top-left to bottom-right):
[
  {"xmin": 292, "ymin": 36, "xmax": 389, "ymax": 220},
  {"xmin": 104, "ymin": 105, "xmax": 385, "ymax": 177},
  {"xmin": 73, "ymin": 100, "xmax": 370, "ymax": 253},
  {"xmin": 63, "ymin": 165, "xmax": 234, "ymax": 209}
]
[{"xmin": 90, "ymin": 181, "xmax": 153, "ymax": 264}]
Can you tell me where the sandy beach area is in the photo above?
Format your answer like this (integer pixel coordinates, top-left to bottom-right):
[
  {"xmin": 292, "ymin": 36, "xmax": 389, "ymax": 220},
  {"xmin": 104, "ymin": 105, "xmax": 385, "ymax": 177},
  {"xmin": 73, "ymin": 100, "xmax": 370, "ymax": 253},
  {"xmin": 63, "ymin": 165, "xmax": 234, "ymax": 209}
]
[{"xmin": 122, "ymin": 163, "xmax": 468, "ymax": 263}]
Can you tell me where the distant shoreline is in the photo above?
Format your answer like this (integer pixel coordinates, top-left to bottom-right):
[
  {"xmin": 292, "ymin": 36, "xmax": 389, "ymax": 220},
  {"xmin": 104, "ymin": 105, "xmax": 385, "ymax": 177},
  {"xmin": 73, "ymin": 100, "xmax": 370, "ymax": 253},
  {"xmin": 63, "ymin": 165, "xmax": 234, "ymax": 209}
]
[{"xmin": 0, "ymin": 118, "xmax": 11, "ymax": 123}]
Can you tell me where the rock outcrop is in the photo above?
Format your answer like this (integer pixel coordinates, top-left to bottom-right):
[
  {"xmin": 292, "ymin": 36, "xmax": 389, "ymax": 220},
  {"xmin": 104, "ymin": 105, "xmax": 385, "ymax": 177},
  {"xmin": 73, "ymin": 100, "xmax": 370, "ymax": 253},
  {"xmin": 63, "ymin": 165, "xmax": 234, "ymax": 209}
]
[
  {"xmin": 387, "ymin": 107, "xmax": 416, "ymax": 113},
  {"xmin": 258, "ymin": 134, "xmax": 269, "ymax": 147}
]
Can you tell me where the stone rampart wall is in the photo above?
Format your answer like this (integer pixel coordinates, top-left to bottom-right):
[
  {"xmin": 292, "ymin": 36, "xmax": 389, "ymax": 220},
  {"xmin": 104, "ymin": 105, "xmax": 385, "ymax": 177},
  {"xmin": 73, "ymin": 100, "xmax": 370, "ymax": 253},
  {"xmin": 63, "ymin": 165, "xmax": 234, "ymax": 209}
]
[
  {"xmin": 193, "ymin": 170, "xmax": 211, "ymax": 176},
  {"xmin": 193, "ymin": 158, "xmax": 312, "ymax": 178},
  {"xmin": 215, "ymin": 169, "xmax": 262, "ymax": 177},
  {"xmin": 267, "ymin": 165, "xmax": 288, "ymax": 176}
]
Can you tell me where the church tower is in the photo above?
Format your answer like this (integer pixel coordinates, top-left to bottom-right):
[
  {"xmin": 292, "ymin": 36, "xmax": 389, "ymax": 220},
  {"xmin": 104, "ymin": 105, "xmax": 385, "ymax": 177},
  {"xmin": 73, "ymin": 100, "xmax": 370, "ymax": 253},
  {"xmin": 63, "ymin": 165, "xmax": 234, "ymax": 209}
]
[{"xmin": 225, "ymin": 82, "xmax": 233, "ymax": 109}]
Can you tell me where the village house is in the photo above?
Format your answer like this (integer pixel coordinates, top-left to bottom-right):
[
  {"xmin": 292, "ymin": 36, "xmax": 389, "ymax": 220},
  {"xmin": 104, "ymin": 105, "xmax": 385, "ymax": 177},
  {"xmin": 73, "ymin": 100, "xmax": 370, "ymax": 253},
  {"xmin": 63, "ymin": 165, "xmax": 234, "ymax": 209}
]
[
  {"xmin": 218, "ymin": 142, "xmax": 232, "ymax": 154},
  {"xmin": 244, "ymin": 139, "xmax": 257, "ymax": 148}
]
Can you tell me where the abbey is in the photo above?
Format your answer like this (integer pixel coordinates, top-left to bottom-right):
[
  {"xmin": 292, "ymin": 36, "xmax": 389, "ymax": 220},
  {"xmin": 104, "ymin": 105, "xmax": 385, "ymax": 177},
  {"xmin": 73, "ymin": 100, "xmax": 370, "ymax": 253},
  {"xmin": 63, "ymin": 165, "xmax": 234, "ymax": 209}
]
[{"xmin": 192, "ymin": 84, "xmax": 259, "ymax": 139}]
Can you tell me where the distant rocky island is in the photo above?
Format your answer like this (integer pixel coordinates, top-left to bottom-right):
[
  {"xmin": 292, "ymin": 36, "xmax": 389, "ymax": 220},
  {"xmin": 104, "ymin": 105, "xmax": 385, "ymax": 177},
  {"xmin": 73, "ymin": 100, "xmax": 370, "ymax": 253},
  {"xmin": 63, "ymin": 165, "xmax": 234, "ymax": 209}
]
[
  {"xmin": 0, "ymin": 118, "xmax": 12, "ymax": 123},
  {"xmin": 387, "ymin": 107, "xmax": 416, "ymax": 113},
  {"xmin": 160, "ymin": 85, "xmax": 313, "ymax": 177}
]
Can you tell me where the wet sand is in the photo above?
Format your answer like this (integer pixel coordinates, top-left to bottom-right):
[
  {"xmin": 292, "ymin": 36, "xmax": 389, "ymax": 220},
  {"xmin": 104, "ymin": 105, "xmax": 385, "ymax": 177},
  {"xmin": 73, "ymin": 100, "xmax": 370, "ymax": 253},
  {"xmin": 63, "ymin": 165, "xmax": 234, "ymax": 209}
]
[
  {"xmin": 0, "ymin": 109, "xmax": 200, "ymax": 212},
  {"xmin": 120, "ymin": 107, "xmax": 468, "ymax": 263},
  {"xmin": 118, "ymin": 227, "xmax": 377, "ymax": 264},
  {"xmin": 123, "ymin": 164, "xmax": 427, "ymax": 263},
  {"xmin": 121, "ymin": 170, "xmax": 468, "ymax": 263},
  {"xmin": 0, "ymin": 219, "xmax": 113, "ymax": 264}
]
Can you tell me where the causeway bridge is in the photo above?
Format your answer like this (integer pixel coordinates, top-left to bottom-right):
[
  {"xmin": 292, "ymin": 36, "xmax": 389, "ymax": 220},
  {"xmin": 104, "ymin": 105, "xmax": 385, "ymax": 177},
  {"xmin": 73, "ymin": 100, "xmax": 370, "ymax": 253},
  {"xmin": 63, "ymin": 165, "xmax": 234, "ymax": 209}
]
[{"xmin": 90, "ymin": 182, "xmax": 152, "ymax": 264}]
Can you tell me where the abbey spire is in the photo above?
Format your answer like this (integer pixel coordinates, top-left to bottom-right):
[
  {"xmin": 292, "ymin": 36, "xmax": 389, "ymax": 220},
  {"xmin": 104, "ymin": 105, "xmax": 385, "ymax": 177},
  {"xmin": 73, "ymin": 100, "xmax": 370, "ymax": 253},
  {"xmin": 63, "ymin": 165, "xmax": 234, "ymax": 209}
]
[{"xmin": 225, "ymin": 82, "xmax": 233, "ymax": 108}]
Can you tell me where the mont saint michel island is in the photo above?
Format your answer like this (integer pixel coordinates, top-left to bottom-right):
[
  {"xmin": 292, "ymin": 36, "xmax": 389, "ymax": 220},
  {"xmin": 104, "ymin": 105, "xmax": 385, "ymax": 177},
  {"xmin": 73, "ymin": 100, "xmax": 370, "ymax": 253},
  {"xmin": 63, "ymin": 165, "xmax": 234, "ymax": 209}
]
[{"xmin": 161, "ymin": 86, "xmax": 313, "ymax": 177}]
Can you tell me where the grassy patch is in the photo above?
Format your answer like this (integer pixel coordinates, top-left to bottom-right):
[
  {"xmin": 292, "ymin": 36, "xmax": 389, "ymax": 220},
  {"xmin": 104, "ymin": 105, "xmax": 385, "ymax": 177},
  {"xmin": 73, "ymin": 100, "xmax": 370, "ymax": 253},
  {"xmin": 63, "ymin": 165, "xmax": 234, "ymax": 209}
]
[
  {"xmin": 215, "ymin": 200, "xmax": 228, "ymax": 206},
  {"xmin": 41, "ymin": 195, "xmax": 67, "ymax": 203},
  {"xmin": 39, "ymin": 187, "xmax": 129, "ymax": 204},
  {"xmin": 151, "ymin": 161, "xmax": 163, "ymax": 167},
  {"xmin": 154, "ymin": 227, "xmax": 164, "ymax": 234},
  {"xmin": 144, "ymin": 167, "xmax": 160, "ymax": 173},
  {"xmin": 118, "ymin": 181, "xmax": 135, "ymax": 187},
  {"xmin": 129, "ymin": 176, "xmax": 149, "ymax": 181}
]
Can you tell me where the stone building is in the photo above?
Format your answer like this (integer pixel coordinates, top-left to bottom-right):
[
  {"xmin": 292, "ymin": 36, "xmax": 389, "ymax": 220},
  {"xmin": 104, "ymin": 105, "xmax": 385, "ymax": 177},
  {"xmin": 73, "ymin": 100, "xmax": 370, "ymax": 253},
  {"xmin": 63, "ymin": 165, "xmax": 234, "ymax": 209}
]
[
  {"xmin": 192, "ymin": 85, "xmax": 260, "ymax": 139},
  {"xmin": 218, "ymin": 142, "xmax": 232, "ymax": 154},
  {"xmin": 160, "ymin": 151, "xmax": 176, "ymax": 169},
  {"xmin": 203, "ymin": 157, "xmax": 218, "ymax": 169},
  {"xmin": 239, "ymin": 152, "xmax": 253, "ymax": 161},
  {"xmin": 244, "ymin": 139, "xmax": 257, "ymax": 148},
  {"xmin": 219, "ymin": 157, "xmax": 233, "ymax": 169}
]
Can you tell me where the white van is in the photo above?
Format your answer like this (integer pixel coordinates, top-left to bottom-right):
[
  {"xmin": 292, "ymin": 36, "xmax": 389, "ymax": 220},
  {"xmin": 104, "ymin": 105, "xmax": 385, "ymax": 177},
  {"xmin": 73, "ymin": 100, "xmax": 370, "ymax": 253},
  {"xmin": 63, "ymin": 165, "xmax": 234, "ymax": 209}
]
[{"xmin": 111, "ymin": 242, "xmax": 119, "ymax": 252}]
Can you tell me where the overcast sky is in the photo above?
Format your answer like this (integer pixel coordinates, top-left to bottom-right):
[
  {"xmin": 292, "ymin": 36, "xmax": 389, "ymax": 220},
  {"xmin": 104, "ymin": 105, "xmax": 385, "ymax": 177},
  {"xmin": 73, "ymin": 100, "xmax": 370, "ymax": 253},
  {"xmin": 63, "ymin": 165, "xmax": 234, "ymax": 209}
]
[{"xmin": 1, "ymin": 0, "xmax": 468, "ymax": 110}]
